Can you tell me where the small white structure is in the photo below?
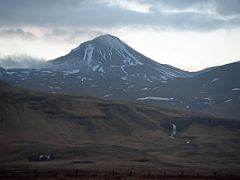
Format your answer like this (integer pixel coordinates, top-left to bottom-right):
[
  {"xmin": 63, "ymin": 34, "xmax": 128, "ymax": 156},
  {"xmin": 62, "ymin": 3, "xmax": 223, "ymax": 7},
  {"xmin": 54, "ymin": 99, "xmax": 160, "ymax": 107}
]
[{"xmin": 39, "ymin": 154, "xmax": 51, "ymax": 161}]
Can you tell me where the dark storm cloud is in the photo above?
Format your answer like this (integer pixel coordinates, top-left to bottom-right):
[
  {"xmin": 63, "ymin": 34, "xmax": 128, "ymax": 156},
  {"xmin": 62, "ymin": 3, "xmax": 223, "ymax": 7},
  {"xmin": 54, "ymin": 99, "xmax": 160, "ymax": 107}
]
[{"xmin": 0, "ymin": 0, "xmax": 239, "ymax": 31}]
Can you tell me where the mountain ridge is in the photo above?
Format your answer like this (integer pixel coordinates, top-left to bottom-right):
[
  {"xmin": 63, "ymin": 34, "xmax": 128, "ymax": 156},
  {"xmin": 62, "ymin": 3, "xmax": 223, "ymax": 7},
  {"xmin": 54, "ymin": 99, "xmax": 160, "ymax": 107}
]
[{"xmin": 0, "ymin": 34, "xmax": 239, "ymax": 119}]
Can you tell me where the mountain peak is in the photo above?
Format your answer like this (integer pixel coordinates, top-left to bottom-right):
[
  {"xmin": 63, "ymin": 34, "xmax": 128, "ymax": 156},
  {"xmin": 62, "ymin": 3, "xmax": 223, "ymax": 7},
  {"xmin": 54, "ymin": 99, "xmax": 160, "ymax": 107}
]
[
  {"xmin": 70, "ymin": 34, "xmax": 124, "ymax": 53},
  {"xmin": 49, "ymin": 34, "xmax": 190, "ymax": 79},
  {"xmin": 93, "ymin": 34, "xmax": 126, "ymax": 50},
  {"xmin": 95, "ymin": 34, "xmax": 119, "ymax": 40}
]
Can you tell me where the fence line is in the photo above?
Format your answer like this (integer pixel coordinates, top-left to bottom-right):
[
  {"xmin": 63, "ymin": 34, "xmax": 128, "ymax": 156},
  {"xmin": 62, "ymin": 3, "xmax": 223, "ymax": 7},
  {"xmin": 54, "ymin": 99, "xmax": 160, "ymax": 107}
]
[{"xmin": 0, "ymin": 169, "xmax": 239, "ymax": 179}]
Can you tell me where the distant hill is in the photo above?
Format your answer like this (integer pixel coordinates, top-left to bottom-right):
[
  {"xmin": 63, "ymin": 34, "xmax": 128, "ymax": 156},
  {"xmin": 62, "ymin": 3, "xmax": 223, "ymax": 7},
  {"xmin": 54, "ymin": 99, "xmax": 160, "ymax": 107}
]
[{"xmin": 135, "ymin": 61, "xmax": 240, "ymax": 119}]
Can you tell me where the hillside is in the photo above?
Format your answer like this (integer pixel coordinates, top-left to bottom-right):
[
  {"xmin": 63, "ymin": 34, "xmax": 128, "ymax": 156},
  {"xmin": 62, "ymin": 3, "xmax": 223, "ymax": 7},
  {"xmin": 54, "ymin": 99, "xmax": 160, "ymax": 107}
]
[
  {"xmin": 0, "ymin": 81, "xmax": 240, "ymax": 173},
  {"xmin": 136, "ymin": 61, "xmax": 240, "ymax": 119}
]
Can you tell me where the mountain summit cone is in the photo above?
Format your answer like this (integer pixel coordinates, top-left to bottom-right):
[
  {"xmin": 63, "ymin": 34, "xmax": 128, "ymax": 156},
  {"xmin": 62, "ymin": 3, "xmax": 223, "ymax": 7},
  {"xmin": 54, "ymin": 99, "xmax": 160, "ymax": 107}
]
[{"xmin": 49, "ymin": 34, "xmax": 190, "ymax": 79}]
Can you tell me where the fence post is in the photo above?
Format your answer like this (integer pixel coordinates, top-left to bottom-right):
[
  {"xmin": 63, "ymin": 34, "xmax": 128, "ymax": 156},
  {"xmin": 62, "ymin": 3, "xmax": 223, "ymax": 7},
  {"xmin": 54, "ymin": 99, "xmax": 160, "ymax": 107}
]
[
  {"xmin": 129, "ymin": 170, "xmax": 133, "ymax": 176},
  {"xmin": 148, "ymin": 170, "xmax": 150, "ymax": 177},
  {"xmin": 34, "ymin": 170, "xmax": 38, "ymax": 178},
  {"xmin": 181, "ymin": 171, "xmax": 183, "ymax": 177}
]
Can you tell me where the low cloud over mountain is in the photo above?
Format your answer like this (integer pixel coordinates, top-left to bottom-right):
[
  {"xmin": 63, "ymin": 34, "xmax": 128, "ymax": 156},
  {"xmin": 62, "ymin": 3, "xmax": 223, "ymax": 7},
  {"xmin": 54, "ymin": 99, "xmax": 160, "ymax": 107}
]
[{"xmin": 0, "ymin": 54, "xmax": 46, "ymax": 69}]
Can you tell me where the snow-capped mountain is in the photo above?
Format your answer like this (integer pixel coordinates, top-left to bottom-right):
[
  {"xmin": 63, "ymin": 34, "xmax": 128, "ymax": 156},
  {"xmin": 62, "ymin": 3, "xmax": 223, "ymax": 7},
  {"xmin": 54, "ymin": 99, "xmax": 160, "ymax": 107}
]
[
  {"xmin": 0, "ymin": 34, "xmax": 239, "ymax": 119},
  {"xmin": 0, "ymin": 34, "xmax": 192, "ymax": 105},
  {"xmin": 49, "ymin": 34, "xmax": 191, "ymax": 81}
]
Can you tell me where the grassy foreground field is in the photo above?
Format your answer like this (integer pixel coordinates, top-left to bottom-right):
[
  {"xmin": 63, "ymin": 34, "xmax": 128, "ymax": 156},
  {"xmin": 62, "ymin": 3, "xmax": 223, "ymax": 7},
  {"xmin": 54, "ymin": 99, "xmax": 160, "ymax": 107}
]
[{"xmin": 0, "ymin": 81, "xmax": 240, "ymax": 179}]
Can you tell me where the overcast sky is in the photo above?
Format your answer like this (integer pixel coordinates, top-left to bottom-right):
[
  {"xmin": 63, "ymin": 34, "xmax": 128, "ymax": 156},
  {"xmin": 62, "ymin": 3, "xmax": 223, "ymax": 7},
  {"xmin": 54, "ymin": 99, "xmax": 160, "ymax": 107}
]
[{"xmin": 0, "ymin": 0, "xmax": 240, "ymax": 71}]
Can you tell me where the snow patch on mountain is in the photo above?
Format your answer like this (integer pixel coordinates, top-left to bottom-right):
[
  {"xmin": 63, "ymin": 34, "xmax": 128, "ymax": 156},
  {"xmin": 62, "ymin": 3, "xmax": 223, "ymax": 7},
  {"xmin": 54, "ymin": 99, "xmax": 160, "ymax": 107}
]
[
  {"xmin": 210, "ymin": 78, "xmax": 218, "ymax": 83},
  {"xmin": 63, "ymin": 69, "xmax": 80, "ymax": 75},
  {"xmin": 98, "ymin": 66, "xmax": 105, "ymax": 73},
  {"xmin": 6, "ymin": 71, "xmax": 17, "ymax": 75},
  {"xmin": 92, "ymin": 64, "xmax": 100, "ymax": 71},
  {"xmin": 120, "ymin": 66, "xmax": 128, "ymax": 75},
  {"xmin": 103, "ymin": 94, "xmax": 113, "ymax": 98},
  {"xmin": 203, "ymin": 97, "xmax": 212, "ymax": 101},
  {"xmin": 49, "ymin": 86, "xmax": 61, "ymax": 89},
  {"xmin": 83, "ymin": 44, "xmax": 94, "ymax": 65},
  {"xmin": 121, "ymin": 76, "xmax": 129, "ymax": 81},
  {"xmin": 225, "ymin": 99, "xmax": 232, "ymax": 103},
  {"xmin": 96, "ymin": 35, "xmax": 143, "ymax": 66},
  {"xmin": 137, "ymin": 97, "xmax": 174, "ymax": 101},
  {"xmin": 141, "ymin": 87, "xmax": 149, "ymax": 91},
  {"xmin": 41, "ymin": 70, "xmax": 53, "ymax": 73}
]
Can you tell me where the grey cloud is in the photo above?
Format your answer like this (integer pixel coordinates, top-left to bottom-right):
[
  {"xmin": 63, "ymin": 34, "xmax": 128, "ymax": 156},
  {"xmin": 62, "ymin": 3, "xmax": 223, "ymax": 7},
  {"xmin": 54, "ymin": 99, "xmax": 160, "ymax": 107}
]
[
  {"xmin": 144, "ymin": 0, "xmax": 209, "ymax": 9},
  {"xmin": 138, "ymin": 0, "xmax": 240, "ymax": 15},
  {"xmin": 0, "ymin": 28, "xmax": 35, "ymax": 39},
  {"xmin": 215, "ymin": 0, "xmax": 240, "ymax": 16},
  {"xmin": 0, "ymin": 54, "xmax": 46, "ymax": 69},
  {"xmin": 45, "ymin": 28, "xmax": 106, "ymax": 43},
  {"xmin": 0, "ymin": 0, "xmax": 239, "ymax": 31}
]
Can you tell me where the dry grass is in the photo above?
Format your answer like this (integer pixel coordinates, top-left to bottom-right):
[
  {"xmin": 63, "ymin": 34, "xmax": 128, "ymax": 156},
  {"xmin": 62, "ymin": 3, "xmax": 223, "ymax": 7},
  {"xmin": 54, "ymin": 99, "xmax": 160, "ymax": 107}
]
[{"xmin": 0, "ymin": 82, "xmax": 240, "ymax": 175}]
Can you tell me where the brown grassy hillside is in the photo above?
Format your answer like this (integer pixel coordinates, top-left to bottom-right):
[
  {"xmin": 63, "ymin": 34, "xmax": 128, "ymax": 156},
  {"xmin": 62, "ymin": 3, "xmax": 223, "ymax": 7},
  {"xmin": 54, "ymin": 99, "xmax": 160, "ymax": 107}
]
[{"xmin": 0, "ymin": 81, "xmax": 240, "ymax": 173}]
